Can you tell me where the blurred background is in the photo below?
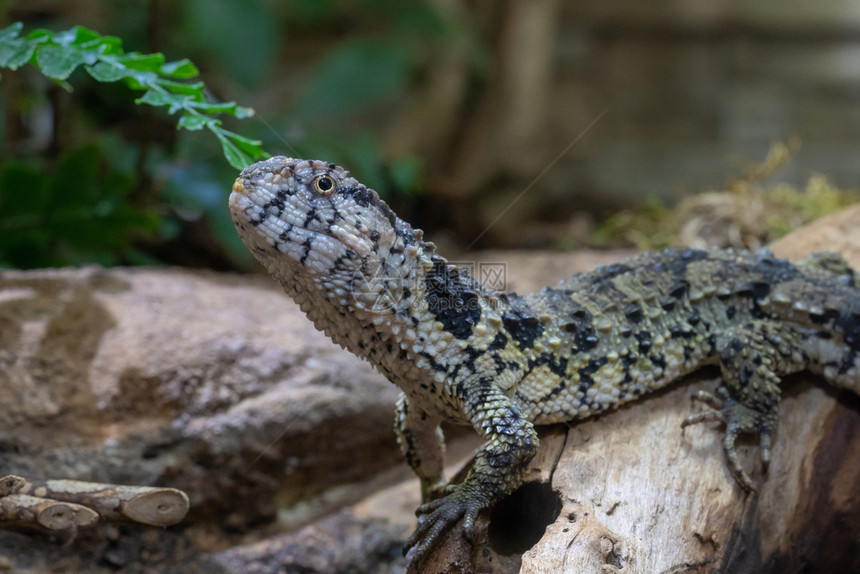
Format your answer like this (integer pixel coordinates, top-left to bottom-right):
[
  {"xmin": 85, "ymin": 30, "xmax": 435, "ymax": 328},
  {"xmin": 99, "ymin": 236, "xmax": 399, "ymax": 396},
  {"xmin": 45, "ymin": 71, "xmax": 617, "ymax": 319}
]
[{"xmin": 3, "ymin": 0, "xmax": 860, "ymax": 270}]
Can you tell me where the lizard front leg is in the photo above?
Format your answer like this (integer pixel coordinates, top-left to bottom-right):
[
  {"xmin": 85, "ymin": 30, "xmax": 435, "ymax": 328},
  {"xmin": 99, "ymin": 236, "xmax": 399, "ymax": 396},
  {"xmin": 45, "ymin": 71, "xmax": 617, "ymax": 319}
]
[
  {"xmin": 403, "ymin": 380, "xmax": 539, "ymax": 562},
  {"xmin": 394, "ymin": 392, "xmax": 447, "ymax": 502}
]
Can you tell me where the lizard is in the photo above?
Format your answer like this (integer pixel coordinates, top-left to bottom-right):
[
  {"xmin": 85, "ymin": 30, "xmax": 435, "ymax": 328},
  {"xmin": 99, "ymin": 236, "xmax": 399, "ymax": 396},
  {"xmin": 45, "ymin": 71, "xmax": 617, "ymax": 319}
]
[{"xmin": 228, "ymin": 156, "xmax": 860, "ymax": 563}]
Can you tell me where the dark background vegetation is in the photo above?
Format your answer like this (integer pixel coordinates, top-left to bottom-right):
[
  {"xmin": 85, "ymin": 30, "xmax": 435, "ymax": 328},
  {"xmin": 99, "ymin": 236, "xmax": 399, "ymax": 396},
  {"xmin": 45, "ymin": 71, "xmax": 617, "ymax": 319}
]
[{"xmin": 3, "ymin": 0, "xmax": 860, "ymax": 270}]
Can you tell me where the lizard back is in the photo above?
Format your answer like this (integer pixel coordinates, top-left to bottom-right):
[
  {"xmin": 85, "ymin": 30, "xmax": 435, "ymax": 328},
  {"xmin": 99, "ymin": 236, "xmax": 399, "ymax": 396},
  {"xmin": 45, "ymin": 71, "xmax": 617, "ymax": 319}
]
[{"xmin": 508, "ymin": 248, "xmax": 860, "ymax": 423}]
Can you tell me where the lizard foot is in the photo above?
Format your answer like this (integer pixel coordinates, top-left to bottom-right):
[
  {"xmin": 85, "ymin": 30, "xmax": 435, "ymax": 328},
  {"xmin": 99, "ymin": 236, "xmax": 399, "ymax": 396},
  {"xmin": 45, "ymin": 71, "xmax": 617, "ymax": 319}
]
[
  {"xmin": 681, "ymin": 387, "xmax": 775, "ymax": 492},
  {"xmin": 403, "ymin": 484, "xmax": 486, "ymax": 564}
]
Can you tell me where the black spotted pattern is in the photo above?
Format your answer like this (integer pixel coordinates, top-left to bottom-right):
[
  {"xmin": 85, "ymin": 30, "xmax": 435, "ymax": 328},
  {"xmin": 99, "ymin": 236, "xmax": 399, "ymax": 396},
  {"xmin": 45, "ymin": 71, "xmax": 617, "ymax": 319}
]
[{"xmin": 425, "ymin": 257, "xmax": 483, "ymax": 340}]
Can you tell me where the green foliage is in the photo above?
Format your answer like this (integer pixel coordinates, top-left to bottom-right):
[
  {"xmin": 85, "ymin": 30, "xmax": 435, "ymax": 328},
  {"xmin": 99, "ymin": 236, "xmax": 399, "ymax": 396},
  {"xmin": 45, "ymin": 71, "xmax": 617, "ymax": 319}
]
[
  {"xmin": 0, "ymin": 22, "xmax": 267, "ymax": 169},
  {"xmin": 591, "ymin": 141, "xmax": 860, "ymax": 250},
  {"xmin": 757, "ymin": 175, "xmax": 859, "ymax": 239},
  {"xmin": 0, "ymin": 2, "xmax": 444, "ymax": 270},
  {"xmin": 180, "ymin": 0, "xmax": 278, "ymax": 88},
  {"xmin": 0, "ymin": 145, "xmax": 160, "ymax": 268},
  {"xmin": 292, "ymin": 38, "xmax": 412, "ymax": 122},
  {"xmin": 590, "ymin": 196, "xmax": 673, "ymax": 250},
  {"xmin": 263, "ymin": 0, "xmax": 454, "ymax": 197}
]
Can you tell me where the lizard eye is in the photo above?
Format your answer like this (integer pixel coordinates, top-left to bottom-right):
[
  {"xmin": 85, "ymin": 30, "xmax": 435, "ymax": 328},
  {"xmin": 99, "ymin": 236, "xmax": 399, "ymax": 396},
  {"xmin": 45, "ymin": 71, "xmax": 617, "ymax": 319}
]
[{"xmin": 312, "ymin": 175, "xmax": 336, "ymax": 196}]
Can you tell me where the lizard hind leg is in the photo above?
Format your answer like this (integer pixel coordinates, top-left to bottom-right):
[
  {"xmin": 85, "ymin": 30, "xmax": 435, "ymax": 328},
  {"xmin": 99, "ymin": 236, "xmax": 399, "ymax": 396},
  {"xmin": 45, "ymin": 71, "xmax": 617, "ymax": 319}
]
[
  {"xmin": 394, "ymin": 393, "xmax": 447, "ymax": 503},
  {"xmin": 682, "ymin": 322, "xmax": 795, "ymax": 491},
  {"xmin": 682, "ymin": 386, "xmax": 778, "ymax": 490}
]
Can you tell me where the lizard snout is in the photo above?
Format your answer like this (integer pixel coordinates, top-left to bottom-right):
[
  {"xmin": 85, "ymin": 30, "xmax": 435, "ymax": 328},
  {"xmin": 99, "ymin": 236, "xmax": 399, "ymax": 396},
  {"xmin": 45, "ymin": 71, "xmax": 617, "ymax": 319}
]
[{"xmin": 231, "ymin": 177, "xmax": 246, "ymax": 196}]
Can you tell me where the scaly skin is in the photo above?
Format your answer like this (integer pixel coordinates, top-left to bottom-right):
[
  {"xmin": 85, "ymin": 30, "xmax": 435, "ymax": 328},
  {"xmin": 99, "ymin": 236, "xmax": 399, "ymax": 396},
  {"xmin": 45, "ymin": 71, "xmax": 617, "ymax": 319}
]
[{"xmin": 229, "ymin": 157, "xmax": 860, "ymax": 563}]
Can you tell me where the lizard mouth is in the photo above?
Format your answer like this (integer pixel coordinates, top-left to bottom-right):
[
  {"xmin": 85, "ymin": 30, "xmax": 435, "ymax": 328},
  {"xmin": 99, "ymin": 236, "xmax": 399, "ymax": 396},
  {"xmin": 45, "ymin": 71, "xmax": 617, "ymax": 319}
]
[
  {"xmin": 229, "ymin": 186, "xmax": 348, "ymax": 273},
  {"xmin": 229, "ymin": 188, "xmax": 336, "ymax": 241}
]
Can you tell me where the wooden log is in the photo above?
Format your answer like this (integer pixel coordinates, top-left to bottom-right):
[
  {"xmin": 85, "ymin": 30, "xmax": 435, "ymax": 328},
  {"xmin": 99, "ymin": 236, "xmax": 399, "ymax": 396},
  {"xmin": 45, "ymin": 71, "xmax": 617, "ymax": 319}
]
[
  {"xmin": 16, "ymin": 480, "xmax": 189, "ymax": 527},
  {"xmin": 0, "ymin": 475, "xmax": 25, "ymax": 497},
  {"xmin": 0, "ymin": 494, "xmax": 98, "ymax": 530}
]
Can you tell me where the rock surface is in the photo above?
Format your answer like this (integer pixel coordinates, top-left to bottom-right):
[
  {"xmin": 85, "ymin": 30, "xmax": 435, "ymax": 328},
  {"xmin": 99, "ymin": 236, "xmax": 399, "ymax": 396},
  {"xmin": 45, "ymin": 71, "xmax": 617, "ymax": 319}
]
[{"xmin": 0, "ymin": 267, "xmax": 406, "ymax": 571}]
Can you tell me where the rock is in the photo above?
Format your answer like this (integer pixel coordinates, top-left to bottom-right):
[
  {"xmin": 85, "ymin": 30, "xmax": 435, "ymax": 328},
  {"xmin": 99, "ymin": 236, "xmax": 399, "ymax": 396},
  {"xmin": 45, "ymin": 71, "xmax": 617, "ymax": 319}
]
[
  {"xmin": 210, "ymin": 511, "xmax": 406, "ymax": 574},
  {"xmin": 0, "ymin": 267, "xmax": 403, "ymax": 571}
]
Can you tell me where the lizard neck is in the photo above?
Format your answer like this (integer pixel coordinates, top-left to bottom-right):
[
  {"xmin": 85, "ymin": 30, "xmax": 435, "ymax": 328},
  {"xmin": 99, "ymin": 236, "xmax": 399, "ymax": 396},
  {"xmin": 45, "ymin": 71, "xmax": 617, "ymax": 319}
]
[{"xmin": 269, "ymin": 211, "xmax": 509, "ymax": 383}]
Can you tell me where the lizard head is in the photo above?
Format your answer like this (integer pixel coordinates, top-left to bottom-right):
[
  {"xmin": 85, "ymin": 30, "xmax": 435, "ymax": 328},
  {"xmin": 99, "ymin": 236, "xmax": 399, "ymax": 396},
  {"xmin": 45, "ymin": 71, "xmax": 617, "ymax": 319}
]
[{"xmin": 229, "ymin": 156, "xmax": 404, "ymax": 279}]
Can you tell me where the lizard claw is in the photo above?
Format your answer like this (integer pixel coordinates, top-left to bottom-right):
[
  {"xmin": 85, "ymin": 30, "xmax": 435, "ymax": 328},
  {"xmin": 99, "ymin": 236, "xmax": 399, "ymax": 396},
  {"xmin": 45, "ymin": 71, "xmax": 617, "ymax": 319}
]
[
  {"xmin": 403, "ymin": 486, "xmax": 484, "ymax": 564},
  {"xmin": 682, "ymin": 387, "xmax": 775, "ymax": 492}
]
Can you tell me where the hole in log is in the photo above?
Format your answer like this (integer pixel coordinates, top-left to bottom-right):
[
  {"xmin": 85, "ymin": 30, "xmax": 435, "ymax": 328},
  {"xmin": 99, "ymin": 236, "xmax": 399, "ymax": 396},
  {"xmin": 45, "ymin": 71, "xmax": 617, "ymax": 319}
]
[{"xmin": 487, "ymin": 481, "xmax": 561, "ymax": 555}]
